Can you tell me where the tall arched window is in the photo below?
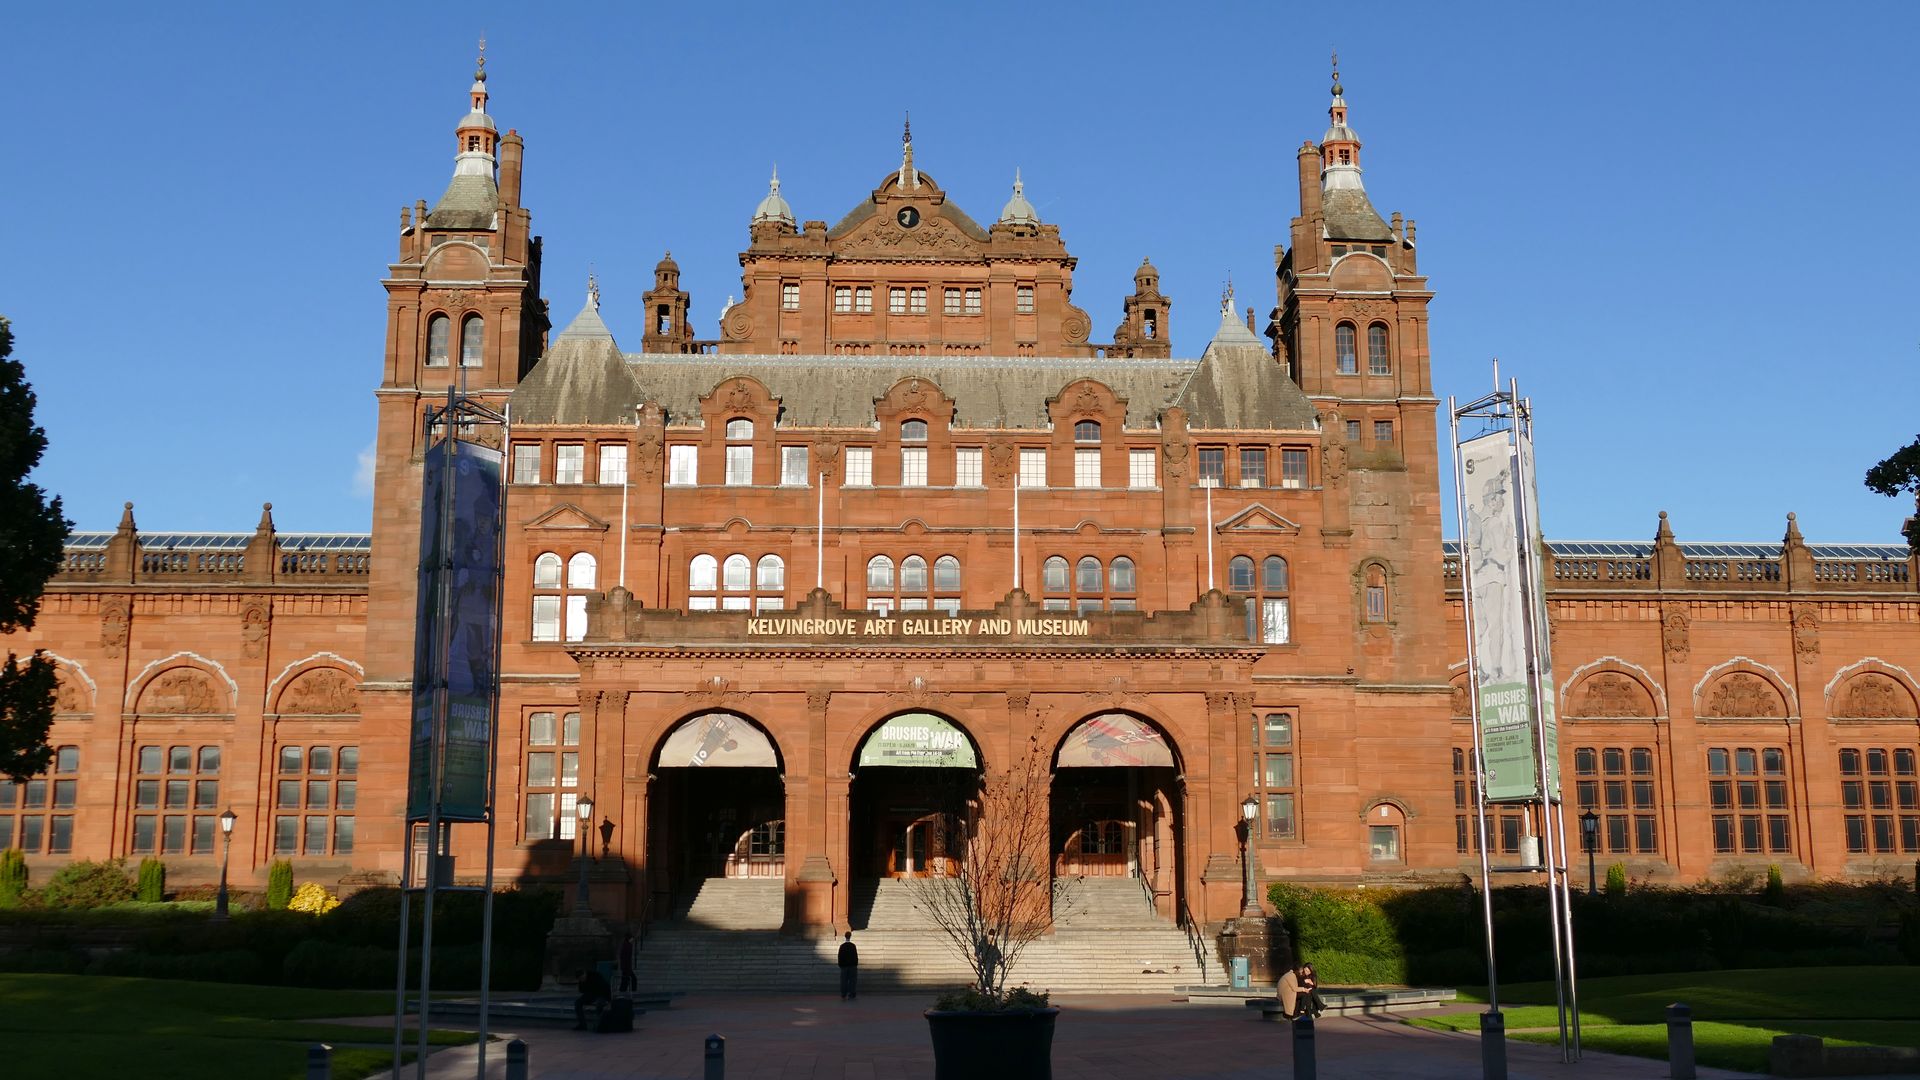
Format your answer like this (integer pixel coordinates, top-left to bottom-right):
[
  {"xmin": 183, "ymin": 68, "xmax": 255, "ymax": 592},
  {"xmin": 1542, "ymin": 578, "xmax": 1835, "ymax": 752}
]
[
  {"xmin": 1229, "ymin": 555, "xmax": 1256, "ymax": 592},
  {"xmin": 1242, "ymin": 555, "xmax": 1291, "ymax": 644},
  {"xmin": 1109, "ymin": 557, "xmax": 1136, "ymax": 594},
  {"xmin": 867, "ymin": 555, "xmax": 895, "ymax": 594},
  {"xmin": 1335, "ymin": 323, "xmax": 1357, "ymax": 375},
  {"xmin": 901, "ymin": 555, "xmax": 929, "ymax": 592},
  {"xmin": 1043, "ymin": 556, "xmax": 1069, "ymax": 593},
  {"xmin": 1076, "ymin": 556, "xmax": 1102, "ymax": 593},
  {"xmin": 1367, "ymin": 323, "xmax": 1391, "ymax": 375},
  {"xmin": 725, "ymin": 419, "xmax": 754, "ymax": 485},
  {"xmin": 426, "ymin": 314, "xmax": 451, "ymax": 367},
  {"xmin": 460, "ymin": 314, "xmax": 485, "ymax": 367},
  {"xmin": 687, "ymin": 552, "xmax": 781, "ymax": 611},
  {"xmin": 532, "ymin": 551, "xmax": 593, "ymax": 642},
  {"xmin": 723, "ymin": 554, "xmax": 751, "ymax": 592},
  {"xmin": 1043, "ymin": 555, "xmax": 1127, "ymax": 613},
  {"xmin": 689, "ymin": 554, "xmax": 718, "ymax": 593},
  {"xmin": 934, "ymin": 555, "xmax": 962, "ymax": 592},
  {"xmin": 757, "ymin": 555, "xmax": 785, "ymax": 591},
  {"xmin": 867, "ymin": 554, "xmax": 959, "ymax": 614},
  {"xmin": 1364, "ymin": 563, "xmax": 1388, "ymax": 622}
]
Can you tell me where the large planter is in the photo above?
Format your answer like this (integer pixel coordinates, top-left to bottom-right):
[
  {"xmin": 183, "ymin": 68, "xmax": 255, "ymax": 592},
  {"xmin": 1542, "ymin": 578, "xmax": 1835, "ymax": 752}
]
[{"xmin": 925, "ymin": 1007, "xmax": 1059, "ymax": 1080}]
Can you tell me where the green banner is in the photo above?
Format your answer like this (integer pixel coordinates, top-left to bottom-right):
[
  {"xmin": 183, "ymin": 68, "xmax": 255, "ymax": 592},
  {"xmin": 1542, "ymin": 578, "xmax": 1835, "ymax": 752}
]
[{"xmin": 856, "ymin": 712, "xmax": 977, "ymax": 769}]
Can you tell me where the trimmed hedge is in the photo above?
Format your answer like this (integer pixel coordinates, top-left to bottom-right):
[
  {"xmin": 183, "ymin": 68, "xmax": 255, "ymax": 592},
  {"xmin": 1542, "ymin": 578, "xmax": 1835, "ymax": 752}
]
[
  {"xmin": 1270, "ymin": 879, "xmax": 1918, "ymax": 986},
  {"xmin": 136, "ymin": 858, "xmax": 165, "ymax": 903}
]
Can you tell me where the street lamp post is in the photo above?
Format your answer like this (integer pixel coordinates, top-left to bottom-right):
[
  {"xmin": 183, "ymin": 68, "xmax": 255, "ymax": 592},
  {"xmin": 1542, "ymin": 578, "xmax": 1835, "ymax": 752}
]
[
  {"xmin": 1240, "ymin": 794, "xmax": 1260, "ymax": 916},
  {"xmin": 575, "ymin": 795, "xmax": 596, "ymax": 913},
  {"xmin": 215, "ymin": 808, "xmax": 237, "ymax": 919},
  {"xmin": 1580, "ymin": 808, "xmax": 1599, "ymax": 896}
]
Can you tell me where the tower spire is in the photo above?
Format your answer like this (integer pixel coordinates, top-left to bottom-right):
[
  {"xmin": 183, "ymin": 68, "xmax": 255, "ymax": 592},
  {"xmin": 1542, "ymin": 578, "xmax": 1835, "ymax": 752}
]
[
  {"xmin": 898, "ymin": 112, "xmax": 919, "ymax": 190},
  {"xmin": 1321, "ymin": 49, "xmax": 1365, "ymax": 191},
  {"xmin": 452, "ymin": 42, "xmax": 499, "ymax": 180}
]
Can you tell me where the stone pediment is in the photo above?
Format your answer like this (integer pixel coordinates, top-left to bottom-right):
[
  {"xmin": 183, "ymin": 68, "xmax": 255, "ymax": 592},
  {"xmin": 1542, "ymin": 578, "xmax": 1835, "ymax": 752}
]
[
  {"xmin": 835, "ymin": 213, "xmax": 982, "ymax": 262},
  {"xmin": 524, "ymin": 503, "xmax": 610, "ymax": 531},
  {"xmin": 1217, "ymin": 504, "xmax": 1302, "ymax": 533}
]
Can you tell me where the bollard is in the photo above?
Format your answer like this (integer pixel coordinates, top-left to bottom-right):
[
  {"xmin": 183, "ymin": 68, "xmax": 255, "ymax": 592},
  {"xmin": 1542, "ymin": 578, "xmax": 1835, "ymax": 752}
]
[
  {"xmin": 705, "ymin": 1033, "xmax": 726, "ymax": 1080},
  {"xmin": 505, "ymin": 1038, "xmax": 529, "ymax": 1080},
  {"xmin": 1667, "ymin": 1003, "xmax": 1696, "ymax": 1080},
  {"xmin": 305, "ymin": 1043, "xmax": 331, "ymax": 1080},
  {"xmin": 1291, "ymin": 1014, "xmax": 1317, "ymax": 1080},
  {"xmin": 1480, "ymin": 1010, "xmax": 1507, "ymax": 1080}
]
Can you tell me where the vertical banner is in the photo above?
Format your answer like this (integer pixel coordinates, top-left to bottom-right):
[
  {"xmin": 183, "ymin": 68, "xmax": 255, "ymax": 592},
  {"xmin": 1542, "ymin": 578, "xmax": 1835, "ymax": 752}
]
[
  {"xmin": 407, "ymin": 438, "xmax": 505, "ymax": 822},
  {"xmin": 1460, "ymin": 431, "xmax": 1539, "ymax": 802},
  {"xmin": 1517, "ymin": 431, "xmax": 1560, "ymax": 800}
]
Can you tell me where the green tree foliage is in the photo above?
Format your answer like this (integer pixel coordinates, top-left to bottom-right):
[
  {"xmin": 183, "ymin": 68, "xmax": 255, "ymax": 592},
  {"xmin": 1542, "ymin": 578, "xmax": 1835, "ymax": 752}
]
[
  {"xmin": 1864, "ymin": 434, "xmax": 1920, "ymax": 551},
  {"xmin": 0, "ymin": 848, "xmax": 27, "ymax": 907},
  {"xmin": 136, "ymin": 858, "xmax": 167, "ymax": 903},
  {"xmin": 0, "ymin": 316, "xmax": 72, "ymax": 784},
  {"xmin": 266, "ymin": 860, "xmax": 293, "ymax": 910},
  {"xmin": 1764, "ymin": 864, "xmax": 1786, "ymax": 906},
  {"xmin": 1606, "ymin": 863, "xmax": 1628, "ymax": 898}
]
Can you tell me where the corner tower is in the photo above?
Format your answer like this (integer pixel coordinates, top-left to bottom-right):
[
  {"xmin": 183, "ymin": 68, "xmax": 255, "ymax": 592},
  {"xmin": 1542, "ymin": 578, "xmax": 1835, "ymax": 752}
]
[
  {"xmin": 1274, "ymin": 58, "xmax": 1443, "ymax": 687},
  {"xmin": 360, "ymin": 53, "xmax": 548, "ymax": 875}
]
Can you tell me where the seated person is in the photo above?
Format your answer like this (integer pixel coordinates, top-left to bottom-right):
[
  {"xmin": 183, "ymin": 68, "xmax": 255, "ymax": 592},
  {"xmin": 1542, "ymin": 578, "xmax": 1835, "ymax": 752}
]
[
  {"xmin": 574, "ymin": 967, "xmax": 613, "ymax": 1030},
  {"xmin": 1276, "ymin": 962, "xmax": 1326, "ymax": 1019},
  {"xmin": 1297, "ymin": 962, "xmax": 1326, "ymax": 1018}
]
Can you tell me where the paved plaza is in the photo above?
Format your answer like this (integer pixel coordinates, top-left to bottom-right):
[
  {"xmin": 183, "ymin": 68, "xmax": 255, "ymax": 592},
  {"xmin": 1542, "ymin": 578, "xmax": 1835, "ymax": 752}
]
[{"xmin": 366, "ymin": 995, "xmax": 1766, "ymax": 1080}]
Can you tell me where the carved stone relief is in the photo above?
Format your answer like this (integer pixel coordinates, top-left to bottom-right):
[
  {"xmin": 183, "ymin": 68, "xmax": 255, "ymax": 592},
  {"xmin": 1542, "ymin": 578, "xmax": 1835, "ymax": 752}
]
[
  {"xmin": 1569, "ymin": 673, "xmax": 1654, "ymax": 718},
  {"xmin": 139, "ymin": 669, "xmax": 222, "ymax": 715},
  {"xmin": 1792, "ymin": 606, "xmax": 1820, "ymax": 659},
  {"xmin": 1703, "ymin": 673, "xmax": 1783, "ymax": 718},
  {"xmin": 278, "ymin": 668, "xmax": 359, "ymax": 715},
  {"xmin": 241, "ymin": 600, "xmax": 270, "ymax": 660},
  {"xmin": 100, "ymin": 598, "xmax": 130, "ymax": 658},
  {"xmin": 54, "ymin": 671, "xmax": 90, "ymax": 714},
  {"xmin": 1837, "ymin": 673, "xmax": 1918, "ymax": 719},
  {"xmin": 1662, "ymin": 610, "xmax": 1690, "ymax": 662}
]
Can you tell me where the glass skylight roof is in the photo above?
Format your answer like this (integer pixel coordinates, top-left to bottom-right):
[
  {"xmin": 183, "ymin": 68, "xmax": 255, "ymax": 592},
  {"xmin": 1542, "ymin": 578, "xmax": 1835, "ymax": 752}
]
[{"xmin": 1440, "ymin": 539, "xmax": 1909, "ymax": 561}]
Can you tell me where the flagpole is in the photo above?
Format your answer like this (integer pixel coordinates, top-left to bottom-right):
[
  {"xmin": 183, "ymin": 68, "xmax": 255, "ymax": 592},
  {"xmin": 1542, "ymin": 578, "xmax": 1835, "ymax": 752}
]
[
  {"xmin": 816, "ymin": 471, "xmax": 825, "ymax": 590},
  {"xmin": 1013, "ymin": 474, "xmax": 1022, "ymax": 594},
  {"xmin": 1205, "ymin": 481, "xmax": 1215, "ymax": 591}
]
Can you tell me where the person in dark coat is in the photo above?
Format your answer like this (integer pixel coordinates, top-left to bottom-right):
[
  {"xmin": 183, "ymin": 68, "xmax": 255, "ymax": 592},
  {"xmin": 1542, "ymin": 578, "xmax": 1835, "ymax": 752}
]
[
  {"xmin": 574, "ymin": 967, "xmax": 613, "ymax": 1030},
  {"xmin": 837, "ymin": 932, "xmax": 859, "ymax": 1000},
  {"xmin": 618, "ymin": 933, "xmax": 636, "ymax": 993}
]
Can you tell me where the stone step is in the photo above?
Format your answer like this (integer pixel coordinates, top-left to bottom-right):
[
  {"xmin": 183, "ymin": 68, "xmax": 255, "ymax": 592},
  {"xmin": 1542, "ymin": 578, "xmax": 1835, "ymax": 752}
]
[{"xmin": 672, "ymin": 877, "xmax": 784, "ymax": 930}]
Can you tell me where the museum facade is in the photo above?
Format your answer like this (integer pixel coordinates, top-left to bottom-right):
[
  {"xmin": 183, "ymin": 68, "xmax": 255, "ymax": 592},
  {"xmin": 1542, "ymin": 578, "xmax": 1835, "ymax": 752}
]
[{"xmin": 6, "ymin": 62, "xmax": 1917, "ymax": 936}]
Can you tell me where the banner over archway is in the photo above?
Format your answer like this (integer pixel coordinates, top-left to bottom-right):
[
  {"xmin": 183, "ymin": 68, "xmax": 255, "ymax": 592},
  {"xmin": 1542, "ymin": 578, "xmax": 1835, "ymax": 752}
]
[
  {"xmin": 659, "ymin": 712, "xmax": 779, "ymax": 768},
  {"xmin": 1058, "ymin": 712, "xmax": 1175, "ymax": 768},
  {"xmin": 856, "ymin": 712, "xmax": 977, "ymax": 768}
]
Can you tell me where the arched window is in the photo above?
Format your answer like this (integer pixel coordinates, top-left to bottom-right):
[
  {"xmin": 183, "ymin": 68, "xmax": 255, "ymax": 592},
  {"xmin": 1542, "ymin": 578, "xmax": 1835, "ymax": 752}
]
[
  {"xmin": 1228, "ymin": 555, "xmax": 1256, "ymax": 592},
  {"xmin": 725, "ymin": 419, "xmax": 754, "ymax": 485},
  {"xmin": 1043, "ymin": 556, "xmax": 1069, "ymax": 593},
  {"xmin": 867, "ymin": 555, "xmax": 895, "ymax": 592},
  {"xmin": 426, "ymin": 314, "xmax": 451, "ymax": 367},
  {"xmin": 901, "ymin": 419, "xmax": 928, "ymax": 441},
  {"xmin": 1076, "ymin": 556, "xmax": 1103, "ymax": 593},
  {"xmin": 723, "ymin": 554, "xmax": 751, "ymax": 591},
  {"xmin": 757, "ymin": 555, "xmax": 784, "ymax": 591},
  {"xmin": 1367, "ymin": 323, "xmax": 1391, "ymax": 375},
  {"xmin": 1365, "ymin": 563, "xmax": 1388, "ymax": 622},
  {"xmin": 1244, "ymin": 554, "xmax": 1291, "ymax": 645},
  {"xmin": 901, "ymin": 555, "xmax": 929, "ymax": 592},
  {"xmin": 934, "ymin": 555, "xmax": 962, "ymax": 591},
  {"xmin": 1263, "ymin": 556, "xmax": 1289, "ymax": 592},
  {"xmin": 567, "ymin": 553, "xmax": 597, "ymax": 589},
  {"xmin": 533, "ymin": 552, "xmax": 563, "ymax": 589},
  {"xmin": 1109, "ymin": 556, "xmax": 1136, "ymax": 593},
  {"xmin": 460, "ymin": 314, "xmax": 484, "ymax": 368},
  {"xmin": 1335, "ymin": 323, "xmax": 1357, "ymax": 375},
  {"xmin": 1074, "ymin": 420, "xmax": 1101, "ymax": 443},
  {"xmin": 532, "ymin": 551, "xmax": 593, "ymax": 642},
  {"xmin": 1256, "ymin": 712, "xmax": 1297, "ymax": 839},
  {"xmin": 689, "ymin": 554, "xmax": 718, "ymax": 593}
]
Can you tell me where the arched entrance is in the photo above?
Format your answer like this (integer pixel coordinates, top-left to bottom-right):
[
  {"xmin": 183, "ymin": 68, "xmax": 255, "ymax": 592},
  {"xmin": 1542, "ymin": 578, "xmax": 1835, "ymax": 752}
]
[
  {"xmin": 847, "ymin": 712, "xmax": 980, "ymax": 928},
  {"xmin": 646, "ymin": 711, "xmax": 785, "ymax": 927},
  {"xmin": 1051, "ymin": 712, "xmax": 1182, "ymax": 923}
]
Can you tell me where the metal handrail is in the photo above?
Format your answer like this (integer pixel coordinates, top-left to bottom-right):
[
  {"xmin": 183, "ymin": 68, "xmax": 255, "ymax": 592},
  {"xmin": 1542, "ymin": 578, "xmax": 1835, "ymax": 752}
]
[{"xmin": 1178, "ymin": 898, "xmax": 1211, "ymax": 982}]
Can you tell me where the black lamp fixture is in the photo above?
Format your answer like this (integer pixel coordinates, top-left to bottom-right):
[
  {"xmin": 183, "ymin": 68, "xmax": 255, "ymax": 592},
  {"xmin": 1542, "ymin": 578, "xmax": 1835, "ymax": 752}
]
[
  {"xmin": 215, "ymin": 808, "xmax": 238, "ymax": 919},
  {"xmin": 574, "ymin": 794, "xmax": 596, "ymax": 913},
  {"xmin": 1239, "ymin": 793, "xmax": 1260, "ymax": 916},
  {"xmin": 1579, "ymin": 808, "xmax": 1600, "ymax": 896}
]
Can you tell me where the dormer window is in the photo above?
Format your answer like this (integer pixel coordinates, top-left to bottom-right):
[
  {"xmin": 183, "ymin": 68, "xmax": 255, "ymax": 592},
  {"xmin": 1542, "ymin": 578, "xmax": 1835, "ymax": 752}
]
[
  {"xmin": 1074, "ymin": 421, "xmax": 1101, "ymax": 443},
  {"xmin": 901, "ymin": 420, "xmax": 928, "ymax": 442},
  {"xmin": 725, "ymin": 419, "xmax": 754, "ymax": 486}
]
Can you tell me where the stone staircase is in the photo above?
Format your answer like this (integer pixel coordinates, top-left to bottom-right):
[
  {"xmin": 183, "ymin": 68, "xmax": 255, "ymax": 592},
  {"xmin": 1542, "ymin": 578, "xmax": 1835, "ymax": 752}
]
[
  {"xmin": 632, "ymin": 875, "xmax": 1210, "ymax": 994},
  {"xmin": 672, "ymin": 876, "xmax": 784, "ymax": 930}
]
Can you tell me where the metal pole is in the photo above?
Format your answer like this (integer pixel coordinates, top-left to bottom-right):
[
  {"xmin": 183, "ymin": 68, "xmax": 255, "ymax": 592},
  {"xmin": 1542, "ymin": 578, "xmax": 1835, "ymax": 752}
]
[
  {"xmin": 1240, "ymin": 819, "xmax": 1255, "ymax": 916},
  {"xmin": 417, "ymin": 386, "xmax": 458, "ymax": 1080},
  {"xmin": 215, "ymin": 827, "xmax": 230, "ymax": 918},
  {"xmin": 1205, "ymin": 482, "xmax": 1215, "ymax": 591},
  {"xmin": 1012, "ymin": 474, "xmax": 1021, "ymax": 593},
  {"xmin": 391, "ymin": 832, "xmax": 412, "ymax": 1078},
  {"xmin": 478, "ymin": 400, "xmax": 509, "ymax": 1079},
  {"xmin": 578, "ymin": 808, "xmax": 592, "ymax": 912},
  {"xmin": 1586, "ymin": 824, "xmax": 1597, "ymax": 896},
  {"xmin": 1449, "ymin": 396, "xmax": 1501, "ymax": 1015},
  {"xmin": 1291, "ymin": 1014, "xmax": 1317, "ymax": 1080},
  {"xmin": 1555, "ymin": 797, "xmax": 1584, "ymax": 1060}
]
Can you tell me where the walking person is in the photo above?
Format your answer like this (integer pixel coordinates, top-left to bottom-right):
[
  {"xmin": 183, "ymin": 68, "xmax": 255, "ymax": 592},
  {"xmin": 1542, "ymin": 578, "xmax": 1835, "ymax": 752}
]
[
  {"xmin": 838, "ymin": 931, "xmax": 859, "ymax": 1000},
  {"xmin": 617, "ymin": 932, "xmax": 637, "ymax": 994}
]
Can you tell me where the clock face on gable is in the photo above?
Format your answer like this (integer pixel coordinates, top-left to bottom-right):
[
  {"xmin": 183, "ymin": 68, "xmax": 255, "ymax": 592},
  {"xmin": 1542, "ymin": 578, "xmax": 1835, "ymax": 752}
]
[{"xmin": 895, "ymin": 206, "xmax": 921, "ymax": 229}]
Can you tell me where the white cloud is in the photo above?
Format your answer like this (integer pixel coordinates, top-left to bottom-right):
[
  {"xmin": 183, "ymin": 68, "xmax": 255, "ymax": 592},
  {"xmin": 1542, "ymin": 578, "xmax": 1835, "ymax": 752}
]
[{"xmin": 352, "ymin": 441, "xmax": 376, "ymax": 498}]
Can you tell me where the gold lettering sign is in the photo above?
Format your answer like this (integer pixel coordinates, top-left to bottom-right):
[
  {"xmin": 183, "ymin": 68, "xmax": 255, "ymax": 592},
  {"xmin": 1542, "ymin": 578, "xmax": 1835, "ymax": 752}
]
[{"xmin": 745, "ymin": 616, "xmax": 1091, "ymax": 639}]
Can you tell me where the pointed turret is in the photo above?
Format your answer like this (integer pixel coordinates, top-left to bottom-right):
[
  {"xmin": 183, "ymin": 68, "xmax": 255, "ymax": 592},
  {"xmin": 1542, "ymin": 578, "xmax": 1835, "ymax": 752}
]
[
  {"xmin": 998, "ymin": 169, "xmax": 1039, "ymax": 226},
  {"xmin": 751, "ymin": 167, "xmax": 796, "ymax": 229},
  {"xmin": 426, "ymin": 44, "xmax": 500, "ymax": 229},
  {"xmin": 897, "ymin": 114, "xmax": 920, "ymax": 191},
  {"xmin": 1317, "ymin": 54, "xmax": 1391, "ymax": 241}
]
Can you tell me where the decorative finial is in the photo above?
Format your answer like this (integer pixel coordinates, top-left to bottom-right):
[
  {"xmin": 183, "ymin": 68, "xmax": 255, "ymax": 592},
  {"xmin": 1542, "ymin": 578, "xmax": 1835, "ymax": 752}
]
[
  {"xmin": 587, "ymin": 267, "xmax": 599, "ymax": 310},
  {"xmin": 770, "ymin": 164, "xmax": 780, "ymax": 192},
  {"xmin": 1331, "ymin": 48, "xmax": 1342, "ymax": 96},
  {"xmin": 903, "ymin": 112, "xmax": 912, "ymax": 147},
  {"xmin": 1014, "ymin": 166, "xmax": 1022, "ymax": 193},
  {"xmin": 476, "ymin": 35, "xmax": 487, "ymax": 80}
]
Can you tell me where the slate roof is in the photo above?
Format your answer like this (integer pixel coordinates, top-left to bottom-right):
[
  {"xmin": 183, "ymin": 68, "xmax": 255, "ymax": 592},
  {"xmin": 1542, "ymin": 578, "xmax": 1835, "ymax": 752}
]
[
  {"xmin": 826, "ymin": 172, "xmax": 992, "ymax": 242},
  {"xmin": 1172, "ymin": 305, "xmax": 1320, "ymax": 430},
  {"xmin": 1322, "ymin": 187, "xmax": 1392, "ymax": 241},
  {"xmin": 424, "ymin": 173, "xmax": 498, "ymax": 230}
]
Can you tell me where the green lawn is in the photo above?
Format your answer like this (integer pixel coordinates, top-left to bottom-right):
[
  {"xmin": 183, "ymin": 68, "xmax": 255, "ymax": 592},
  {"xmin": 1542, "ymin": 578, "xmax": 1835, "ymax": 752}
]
[
  {"xmin": 0, "ymin": 974, "xmax": 474, "ymax": 1080},
  {"xmin": 1409, "ymin": 967, "xmax": 1920, "ymax": 1073}
]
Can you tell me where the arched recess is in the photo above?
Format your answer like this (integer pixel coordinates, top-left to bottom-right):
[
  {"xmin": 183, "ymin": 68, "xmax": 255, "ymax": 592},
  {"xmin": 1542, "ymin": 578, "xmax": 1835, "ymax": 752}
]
[
  {"xmin": 646, "ymin": 711, "xmax": 787, "ymax": 924},
  {"xmin": 1825, "ymin": 659, "xmax": 1920, "ymax": 719},
  {"xmin": 266, "ymin": 652, "xmax": 365, "ymax": 713},
  {"xmin": 1362, "ymin": 799, "xmax": 1410, "ymax": 863},
  {"xmin": 845, "ymin": 711, "xmax": 983, "ymax": 915},
  {"xmin": 1561, "ymin": 661, "xmax": 1663, "ymax": 720},
  {"xmin": 42, "ymin": 652, "xmax": 95, "ymax": 715},
  {"xmin": 1050, "ymin": 710, "xmax": 1185, "ymax": 920},
  {"xmin": 1694, "ymin": 658, "xmax": 1796, "ymax": 719},
  {"xmin": 126, "ymin": 652, "xmax": 236, "ymax": 715}
]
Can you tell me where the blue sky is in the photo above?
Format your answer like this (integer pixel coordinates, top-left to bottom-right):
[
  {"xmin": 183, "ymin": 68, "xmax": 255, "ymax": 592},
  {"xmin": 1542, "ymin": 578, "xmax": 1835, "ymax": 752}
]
[{"xmin": 3, "ymin": 2, "xmax": 1916, "ymax": 543}]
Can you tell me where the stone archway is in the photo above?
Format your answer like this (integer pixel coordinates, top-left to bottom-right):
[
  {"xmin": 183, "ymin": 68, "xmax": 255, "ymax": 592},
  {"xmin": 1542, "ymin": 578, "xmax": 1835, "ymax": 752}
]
[
  {"xmin": 645, "ymin": 711, "xmax": 786, "ymax": 929},
  {"xmin": 1050, "ymin": 711, "xmax": 1184, "ymax": 925},
  {"xmin": 845, "ymin": 711, "xmax": 982, "ymax": 928}
]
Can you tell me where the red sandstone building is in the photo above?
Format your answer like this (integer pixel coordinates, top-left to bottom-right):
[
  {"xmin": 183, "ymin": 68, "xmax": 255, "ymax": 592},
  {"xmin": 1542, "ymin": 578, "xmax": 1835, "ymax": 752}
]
[{"xmin": 6, "ymin": 63, "xmax": 1918, "ymax": 954}]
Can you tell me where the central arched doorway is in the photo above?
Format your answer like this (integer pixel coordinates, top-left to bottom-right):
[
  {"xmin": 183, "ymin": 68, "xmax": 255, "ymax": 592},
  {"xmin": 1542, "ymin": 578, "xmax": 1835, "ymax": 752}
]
[
  {"xmin": 646, "ymin": 711, "xmax": 786, "ymax": 929},
  {"xmin": 1051, "ymin": 712, "xmax": 1182, "ymax": 924},
  {"xmin": 847, "ymin": 711, "xmax": 980, "ymax": 928}
]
